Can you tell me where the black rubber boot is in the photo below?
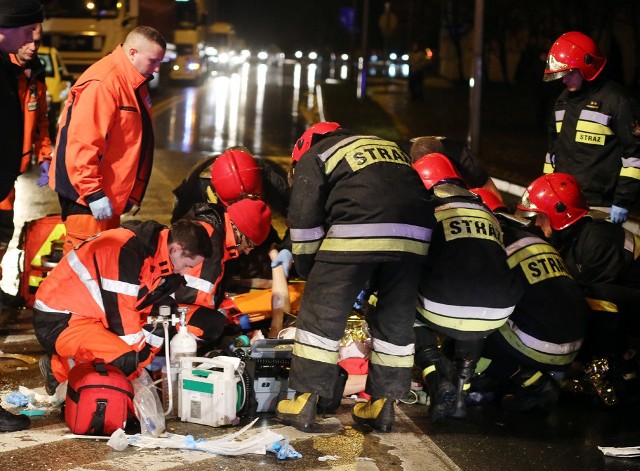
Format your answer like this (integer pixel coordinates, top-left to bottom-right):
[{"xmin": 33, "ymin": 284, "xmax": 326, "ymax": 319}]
[
  {"xmin": 451, "ymin": 358, "xmax": 476, "ymax": 419},
  {"xmin": 39, "ymin": 354, "xmax": 60, "ymax": 396},
  {"xmin": 501, "ymin": 370, "xmax": 559, "ymax": 412},
  {"xmin": 416, "ymin": 344, "xmax": 457, "ymax": 421},
  {"xmin": 0, "ymin": 405, "xmax": 30, "ymax": 432},
  {"xmin": 423, "ymin": 366, "xmax": 456, "ymax": 422}
]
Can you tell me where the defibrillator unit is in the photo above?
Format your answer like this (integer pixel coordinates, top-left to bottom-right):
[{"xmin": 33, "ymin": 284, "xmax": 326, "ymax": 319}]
[{"xmin": 178, "ymin": 355, "xmax": 246, "ymax": 427}]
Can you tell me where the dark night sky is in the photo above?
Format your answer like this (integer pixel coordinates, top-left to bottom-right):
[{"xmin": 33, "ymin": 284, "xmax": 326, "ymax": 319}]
[{"xmin": 213, "ymin": 1, "xmax": 390, "ymax": 55}]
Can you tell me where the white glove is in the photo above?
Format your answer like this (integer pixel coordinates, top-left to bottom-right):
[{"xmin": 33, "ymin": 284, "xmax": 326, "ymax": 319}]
[{"xmin": 88, "ymin": 196, "xmax": 113, "ymax": 220}]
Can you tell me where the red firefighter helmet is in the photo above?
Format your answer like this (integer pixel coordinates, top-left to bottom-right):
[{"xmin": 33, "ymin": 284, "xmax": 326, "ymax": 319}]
[
  {"xmin": 291, "ymin": 121, "xmax": 341, "ymax": 163},
  {"xmin": 544, "ymin": 31, "xmax": 606, "ymax": 82},
  {"xmin": 412, "ymin": 153, "xmax": 465, "ymax": 190},
  {"xmin": 469, "ymin": 187, "xmax": 508, "ymax": 213},
  {"xmin": 211, "ymin": 148, "xmax": 263, "ymax": 206},
  {"xmin": 516, "ymin": 173, "xmax": 588, "ymax": 230},
  {"xmin": 227, "ymin": 199, "xmax": 272, "ymax": 246}
]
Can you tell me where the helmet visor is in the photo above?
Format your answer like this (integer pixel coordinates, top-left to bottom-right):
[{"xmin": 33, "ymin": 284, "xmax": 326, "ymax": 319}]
[
  {"xmin": 514, "ymin": 208, "xmax": 538, "ymax": 219},
  {"xmin": 543, "ymin": 69, "xmax": 572, "ymax": 82}
]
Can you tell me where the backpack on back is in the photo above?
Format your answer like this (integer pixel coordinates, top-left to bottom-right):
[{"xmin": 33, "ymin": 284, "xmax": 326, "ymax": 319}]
[{"xmin": 17, "ymin": 214, "xmax": 65, "ymax": 308}]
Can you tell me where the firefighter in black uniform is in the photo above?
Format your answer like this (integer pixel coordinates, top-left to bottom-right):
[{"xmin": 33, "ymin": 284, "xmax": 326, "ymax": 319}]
[
  {"xmin": 516, "ymin": 173, "xmax": 640, "ymax": 405},
  {"xmin": 412, "ymin": 153, "xmax": 522, "ymax": 421},
  {"xmin": 470, "ymin": 188, "xmax": 587, "ymax": 411},
  {"xmin": 276, "ymin": 122, "xmax": 435, "ymax": 433},
  {"xmin": 542, "ymin": 31, "xmax": 640, "ymax": 223}
]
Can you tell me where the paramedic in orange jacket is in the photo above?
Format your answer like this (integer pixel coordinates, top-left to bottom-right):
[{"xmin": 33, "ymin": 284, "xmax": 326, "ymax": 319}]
[
  {"xmin": 0, "ymin": 24, "xmax": 52, "ymax": 292},
  {"xmin": 33, "ymin": 219, "xmax": 212, "ymax": 395},
  {"xmin": 49, "ymin": 26, "xmax": 166, "ymax": 254},
  {"xmin": 174, "ymin": 199, "xmax": 272, "ymax": 345}
]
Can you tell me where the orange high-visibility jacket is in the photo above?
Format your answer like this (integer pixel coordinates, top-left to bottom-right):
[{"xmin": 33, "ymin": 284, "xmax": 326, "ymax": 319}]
[
  {"xmin": 10, "ymin": 54, "xmax": 52, "ymax": 173},
  {"xmin": 50, "ymin": 45, "xmax": 154, "ymax": 215},
  {"xmin": 34, "ymin": 221, "xmax": 175, "ymax": 352}
]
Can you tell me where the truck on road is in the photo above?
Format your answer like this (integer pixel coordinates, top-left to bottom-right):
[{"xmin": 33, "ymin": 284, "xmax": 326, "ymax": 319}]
[{"xmin": 41, "ymin": 0, "xmax": 175, "ymax": 90}]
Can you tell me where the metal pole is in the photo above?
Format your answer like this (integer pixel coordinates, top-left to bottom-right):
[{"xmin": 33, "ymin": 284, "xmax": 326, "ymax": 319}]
[
  {"xmin": 357, "ymin": 0, "xmax": 369, "ymax": 100},
  {"xmin": 467, "ymin": 0, "xmax": 484, "ymax": 155}
]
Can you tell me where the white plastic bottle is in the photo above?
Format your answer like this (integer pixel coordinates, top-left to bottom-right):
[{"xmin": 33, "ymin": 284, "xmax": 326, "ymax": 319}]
[{"xmin": 169, "ymin": 307, "xmax": 197, "ymax": 417}]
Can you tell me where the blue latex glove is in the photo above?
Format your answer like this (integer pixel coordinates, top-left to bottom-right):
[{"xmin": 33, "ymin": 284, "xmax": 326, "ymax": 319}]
[
  {"xmin": 88, "ymin": 196, "xmax": 113, "ymax": 220},
  {"xmin": 6, "ymin": 392, "xmax": 29, "ymax": 407},
  {"xmin": 610, "ymin": 205, "xmax": 629, "ymax": 224},
  {"xmin": 36, "ymin": 161, "xmax": 50, "ymax": 187},
  {"xmin": 270, "ymin": 249, "xmax": 293, "ymax": 278}
]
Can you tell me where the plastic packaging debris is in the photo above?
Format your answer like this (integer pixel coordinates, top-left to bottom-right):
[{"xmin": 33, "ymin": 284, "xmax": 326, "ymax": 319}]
[
  {"xmin": 6, "ymin": 392, "xmax": 29, "ymax": 407},
  {"xmin": 2, "ymin": 384, "xmax": 65, "ymax": 415},
  {"xmin": 268, "ymin": 439, "xmax": 302, "ymax": 460},
  {"xmin": 107, "ymin": 428, "xmax": 129, "ymax": 451},
  {"xmin": 598, "ymin": 446, "xmax": 640, "ymax": 458},
  {"xmin": 103, "ymin": 418, "xmax": 288, "ymax": 457},
  {"xmin": 318, "ymin": 455, "xmax": 341, "ymax": 461},
  {"xmin": 131, "ymin": 369, "xmax": 165, "ymax": 437}
]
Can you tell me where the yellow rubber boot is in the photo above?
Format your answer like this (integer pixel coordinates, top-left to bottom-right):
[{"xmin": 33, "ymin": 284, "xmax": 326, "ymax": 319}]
[
  {"xmin": 352, "ymin": 397, "xmax": 395, "ymax": 432},
  {"xmin": 276, "ymin": 392, "xmax": 318, "ymax": 432}
]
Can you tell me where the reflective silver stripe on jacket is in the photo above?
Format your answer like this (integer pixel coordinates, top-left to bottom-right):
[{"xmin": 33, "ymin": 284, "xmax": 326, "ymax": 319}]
[
  {"xmin": 418, "ymin": 295, "xmax": 514, "ymax": 321},
  {"xmin": 33, "ymin": 299, "xmax": 72, "ymax": 314},
  {"xmin": 506, "ymin": 319, "xmax": 582, "ymax": 355},
  {"xmin": 317, "ymin": 135, "xmax": 377, "ymax": 162},
  {"xmin": 290, "ymin": 226, "xmax": 325, "ymax": 242},
  {"xmin": 143, "ymin": 329, "xmax": 165, "ymax": 348},
  {"xmin": 67, "ymin": 249, "xmax": 105, "ymax": 313},
  {"xmin": 505, "ymin": 236, "xmax": 546, "ymax": 257},
  {"xmin": 326, "ymin": 223, "xmax": 431, "ymax": 241},
  {"xmin": 101, "ymin": 277, "xmax": 140, "ymax": 297},
  {"xmin": 119, "ymin": 330, "xmax": 146, "ymax": 347},
  {"xmin": 184, "ymin": 273, "xmax": 214, "ymax": 294},
  {"xmin": 579, "ymin": 109, "xmax": 611, "ymax": 126}
]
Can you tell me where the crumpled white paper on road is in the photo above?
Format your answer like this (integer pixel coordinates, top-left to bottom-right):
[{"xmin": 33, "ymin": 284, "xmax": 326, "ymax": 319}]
[
  {"xmin": 104, "ymin": 418, "xmax": 296, "ymax": 458},
  {"xmin": 598, "ymin": 446, "xmax": 640, "ymax": 458}
]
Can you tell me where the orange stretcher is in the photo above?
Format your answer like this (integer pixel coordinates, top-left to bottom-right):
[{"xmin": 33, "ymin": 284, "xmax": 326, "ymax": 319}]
[{"xmin": 220, "ymin": 281, "xmax": 305, "ymax": 326}]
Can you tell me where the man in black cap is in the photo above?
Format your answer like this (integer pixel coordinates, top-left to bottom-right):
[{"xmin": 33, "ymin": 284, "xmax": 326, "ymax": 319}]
[
  {"xmin": 0, "ymin": 0, "xmax": 43, "ymax": 433},
  {"xmin": 0, "ymin": 0, "xmax": 44, "ymax": 202}
]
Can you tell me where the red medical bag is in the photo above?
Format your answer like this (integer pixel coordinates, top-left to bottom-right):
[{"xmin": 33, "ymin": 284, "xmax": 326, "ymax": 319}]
[{"xmin": 64, "ymin": 359, "xmax": 134, "ymax": 435}]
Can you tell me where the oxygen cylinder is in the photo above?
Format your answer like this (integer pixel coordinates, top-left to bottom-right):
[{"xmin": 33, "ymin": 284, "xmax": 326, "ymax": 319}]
[
  {"xmin": 167, "ymin": 307, "xmax": 197, "ymax": 416},
  {"xmin": 170, "ymin": 307, "xmax": 197, "ymax": 364},
  {"xmin": 170, "ymin": 327, "xmax": 197, "ymax": 365}
]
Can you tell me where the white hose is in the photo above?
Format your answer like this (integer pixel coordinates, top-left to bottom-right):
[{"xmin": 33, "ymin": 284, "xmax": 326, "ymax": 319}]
[{"xmin": 162, "ymin": 320, "xmax": 173, "ymax": 416}]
